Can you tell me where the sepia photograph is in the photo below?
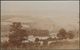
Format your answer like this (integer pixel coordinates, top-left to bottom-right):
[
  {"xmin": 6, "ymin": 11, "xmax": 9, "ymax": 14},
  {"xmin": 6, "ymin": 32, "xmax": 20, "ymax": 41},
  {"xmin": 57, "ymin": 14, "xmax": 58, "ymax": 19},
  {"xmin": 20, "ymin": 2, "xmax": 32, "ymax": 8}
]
[{"xmin": 1, "ymin": 1, "xmax": 79, "ymax": 50}]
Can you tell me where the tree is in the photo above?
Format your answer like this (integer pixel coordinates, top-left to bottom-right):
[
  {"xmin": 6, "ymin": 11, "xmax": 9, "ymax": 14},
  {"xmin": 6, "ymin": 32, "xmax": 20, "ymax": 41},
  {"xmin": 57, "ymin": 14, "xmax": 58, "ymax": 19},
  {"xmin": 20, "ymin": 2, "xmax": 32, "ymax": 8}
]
[
  {"xmin": 67, "ymin": 31, "xmax": 74, "ymax": 39},
  {"xmin": 34, "ymin": 38, "xmax": 40, "ymax": 47},
  {"xmin": 8, "ymin": 22, "xmax": 28, "ymax": 47},
  {"xmin": 57, "ymin": 28, "xmax": 67, "ymax": 40},
  {"xmin": 35, "ymin": 38, "xmax": 39, "ymax": 42},
  {"xmin": 9, "ymin": 22, "xmax": 22, "ymax": 32}
]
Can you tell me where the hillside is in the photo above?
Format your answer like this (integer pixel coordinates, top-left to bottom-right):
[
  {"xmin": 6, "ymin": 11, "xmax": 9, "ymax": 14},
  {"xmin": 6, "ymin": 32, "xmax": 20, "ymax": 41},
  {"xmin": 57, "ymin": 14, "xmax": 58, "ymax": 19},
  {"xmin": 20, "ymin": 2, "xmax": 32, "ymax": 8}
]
[
  {"xmin": 1, "ymin": 15, "xmax": 79, "ymax": 37},
  {"xmin": 1, "ymin": 15, "xmax": 60, "ymax": 32}
]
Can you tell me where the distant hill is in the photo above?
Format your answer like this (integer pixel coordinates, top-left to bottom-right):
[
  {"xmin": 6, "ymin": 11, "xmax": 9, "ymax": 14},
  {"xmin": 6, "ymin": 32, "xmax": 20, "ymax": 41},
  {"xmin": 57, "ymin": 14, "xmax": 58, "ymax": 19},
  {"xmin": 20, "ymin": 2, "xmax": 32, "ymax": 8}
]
[
  {"xmin": 2, "ymin": 15, "xmax": 60, "ymax": 32},
  {"xmin": 1, "ymin": 15, "xmax": 79, "ymax": 36}
]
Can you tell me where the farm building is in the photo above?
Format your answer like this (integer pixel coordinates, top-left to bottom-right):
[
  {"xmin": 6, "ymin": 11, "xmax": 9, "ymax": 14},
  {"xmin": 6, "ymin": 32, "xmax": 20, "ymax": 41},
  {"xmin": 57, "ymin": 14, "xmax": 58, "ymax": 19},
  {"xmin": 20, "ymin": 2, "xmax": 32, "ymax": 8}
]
[{"xmin": 26, "ymin": 28, "xmax": 49, "ymax": 37}]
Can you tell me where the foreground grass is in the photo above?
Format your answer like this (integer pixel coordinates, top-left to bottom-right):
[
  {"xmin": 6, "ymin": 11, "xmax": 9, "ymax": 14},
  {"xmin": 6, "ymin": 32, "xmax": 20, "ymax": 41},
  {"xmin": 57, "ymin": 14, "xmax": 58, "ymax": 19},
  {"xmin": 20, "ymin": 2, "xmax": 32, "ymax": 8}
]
[{"xmin": 1, "ymin": 38, "xmax": 79, "ymax": 50}]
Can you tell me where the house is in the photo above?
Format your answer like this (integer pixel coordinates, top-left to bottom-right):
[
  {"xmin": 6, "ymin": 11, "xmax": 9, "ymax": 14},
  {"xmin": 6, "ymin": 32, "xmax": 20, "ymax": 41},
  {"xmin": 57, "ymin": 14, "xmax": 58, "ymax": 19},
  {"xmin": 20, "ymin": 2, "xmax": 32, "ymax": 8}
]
[{"xmin": 26, "ymin": 28, "xmax": 49, "ymax": 37}]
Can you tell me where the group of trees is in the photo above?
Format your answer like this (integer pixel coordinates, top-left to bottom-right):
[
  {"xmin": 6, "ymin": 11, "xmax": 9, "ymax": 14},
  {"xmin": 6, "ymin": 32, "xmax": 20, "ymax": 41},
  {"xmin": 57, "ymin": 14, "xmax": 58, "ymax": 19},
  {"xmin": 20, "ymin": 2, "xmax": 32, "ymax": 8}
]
[
  {"xmin": 2, "ymin": 22, "xmax": 75, "ymax": 48},
  {"xmin": 57, "ymin": 28, "xmax": 74, "ymax": 40},
  {"xmin": 8, "ymin": 22, "xmax": 28, "ymax": 47}
]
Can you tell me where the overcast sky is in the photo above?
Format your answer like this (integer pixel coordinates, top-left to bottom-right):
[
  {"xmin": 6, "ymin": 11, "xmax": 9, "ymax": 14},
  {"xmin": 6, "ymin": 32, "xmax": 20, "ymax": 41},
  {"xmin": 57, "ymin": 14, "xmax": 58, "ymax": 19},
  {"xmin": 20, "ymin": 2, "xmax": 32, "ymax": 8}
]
[
  {"xmin": 1, "ymin": 1, "xmax": 79, "ymax": 30},
  {"xmin": 1, "ymin": 1, "xmax": 79, "ymax": 17}
]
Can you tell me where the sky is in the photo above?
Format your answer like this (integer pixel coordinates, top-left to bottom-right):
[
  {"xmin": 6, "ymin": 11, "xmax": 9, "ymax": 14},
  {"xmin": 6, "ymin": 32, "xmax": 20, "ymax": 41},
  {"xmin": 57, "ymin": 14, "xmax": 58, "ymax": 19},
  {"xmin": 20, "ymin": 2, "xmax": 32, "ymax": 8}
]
[
  {"xmin": 1, "ymin": 1, "xmax": 79, "ymax": 17},
  {"xmin": 1, "ymin": 1, "xmax": 79, "ymax": 31}
]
